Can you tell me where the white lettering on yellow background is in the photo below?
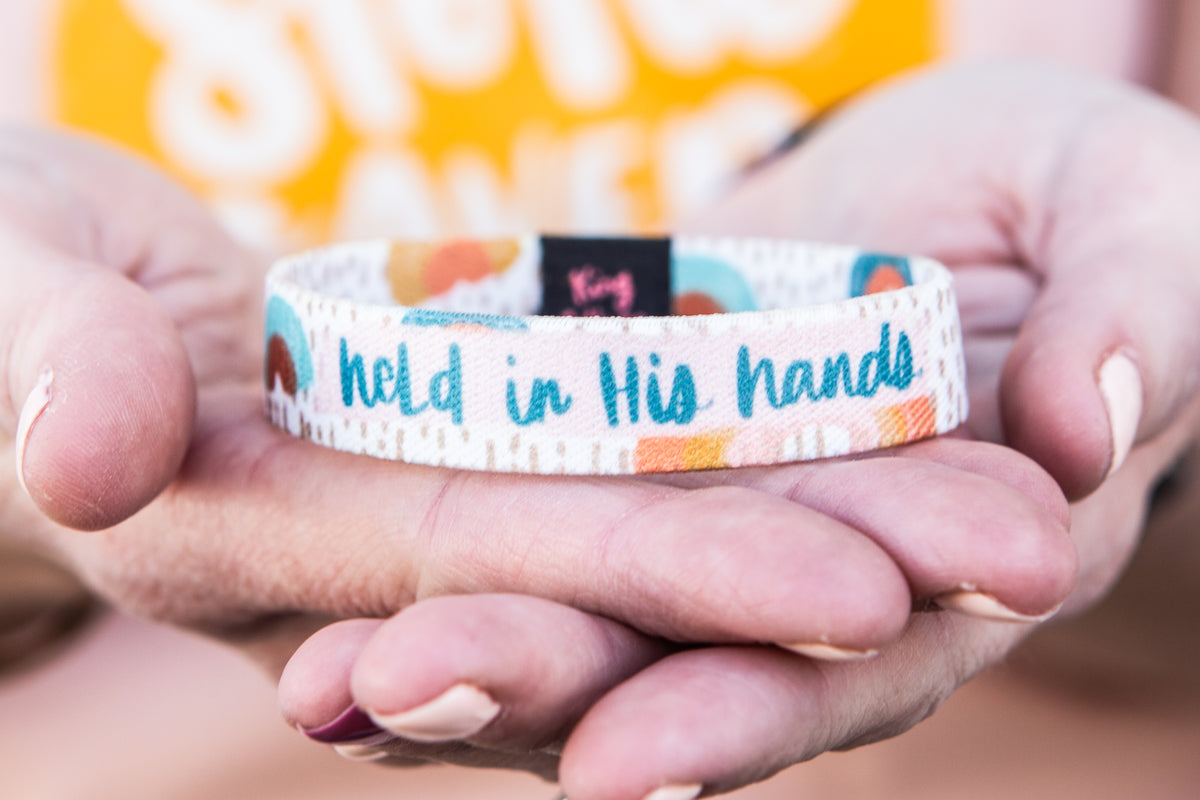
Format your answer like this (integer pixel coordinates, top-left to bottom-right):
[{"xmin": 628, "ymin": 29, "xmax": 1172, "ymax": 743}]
[{"xmin": 56, "ymin": 0, "xmax": 933, "ymax": 246}]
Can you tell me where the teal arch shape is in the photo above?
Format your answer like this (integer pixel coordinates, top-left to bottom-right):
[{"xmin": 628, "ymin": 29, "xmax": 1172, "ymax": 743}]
[
  {"xmin": 849, "ymin": 253, "xmax": 913, "ymax": 298},
  {"xmin": 265, "ymin": 296, "xmax": 314, "ymax": 392},
  {"xmin": 671, "ymin": 254, "xmax": 758, "ymax": 313}
]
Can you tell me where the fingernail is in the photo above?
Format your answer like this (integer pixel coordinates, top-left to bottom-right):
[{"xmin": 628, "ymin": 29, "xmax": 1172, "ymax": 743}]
[
  {"xmin": 934, "ymin": 590, "xmax": 1060, "ymax": 623},
  {"xmin": 1098, "ymin": 353, "xmax": 1142, "ymax": 478},
  {"xmin": 367, "ymin": 683, "xmax": 500, "ymax": 743},
  {"xmin": 641, "ymin": 785, "xmax": 703, "ymax": 800},
  {"xmin": 14, "ymin": 367, "xmax": 53, "ymax": 495},
  {"xmin": 299, "ymin": 704, "xmax": 389, "ymax": 744},
  {"xmin": 779, "ymin": 642, "xmax": 879, "ymax": 661},
  {"xmin": 334, "ymin": 742, "xmax": 393, "ymax": 761}
]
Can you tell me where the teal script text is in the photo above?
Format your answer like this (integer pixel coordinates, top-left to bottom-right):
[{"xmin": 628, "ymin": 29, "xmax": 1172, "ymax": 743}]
[
  {"xmin": 339, "ymin": 338, "xmax": 463, "ymax": 424},
  {"xmin": 600, "ymin": 352, "xmax": 698, "ymax": 427},
  {"xmin": 737, "ymin": 323, "xmax": 914, "ymax": 418}
]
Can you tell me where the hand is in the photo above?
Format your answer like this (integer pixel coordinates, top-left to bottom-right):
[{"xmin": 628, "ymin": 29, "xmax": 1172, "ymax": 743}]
[
  {"xmin": 711, "ymin": 60, "xmax": 1200, "ymax": 607},
  {"xmin": 279, "ymin": 437, "xmax": 1069, "ymax": 789},
  {"xmin": 0, "ymin": 126, "xmax": 1069, "ymax": 686},
  {"xmin": 278, "ymin": 61, "xmax": 1200, "ymax": 798}
]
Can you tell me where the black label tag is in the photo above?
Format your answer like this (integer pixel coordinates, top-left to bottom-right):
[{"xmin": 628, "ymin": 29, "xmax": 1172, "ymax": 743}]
[{"xmin": 539, "ymin": 236, "xmax": 672, "ymax": 317}]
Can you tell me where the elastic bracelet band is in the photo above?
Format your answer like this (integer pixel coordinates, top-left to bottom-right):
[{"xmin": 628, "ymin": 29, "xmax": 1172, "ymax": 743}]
[{"xmin": 264, "ymin": 235, "xmax": 967, "ymax": 475}]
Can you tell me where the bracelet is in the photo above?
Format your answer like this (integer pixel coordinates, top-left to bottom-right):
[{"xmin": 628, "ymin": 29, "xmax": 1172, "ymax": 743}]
[{"xmin": 264, "ymin": 235, "xmax": 967, "ymax": 474}]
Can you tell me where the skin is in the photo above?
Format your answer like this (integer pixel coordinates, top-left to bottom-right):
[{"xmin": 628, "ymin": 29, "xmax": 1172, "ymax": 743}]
[
  {"xmin": 0, "ymin": 126, "xmax": 1071, "ymax": 673},
  {"xmin": 1, "ymin": 3, "xmax": 1199, "ymax": 798},
  {"xmin": 277, "ymin": 62, "xmax": 1200, "ymax": 798}
]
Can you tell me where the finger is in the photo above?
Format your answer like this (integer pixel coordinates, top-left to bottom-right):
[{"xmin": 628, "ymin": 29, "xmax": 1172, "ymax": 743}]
[
  {"xmin": 279, "ymin": 617, "xmax": 558, "ymax": 776},
  {"xmin": 788, "ymin": 447, "xmax": 1075, "ymax": 621},
  {"xmin": 280, "ymin": 596, "xmax": 667, "ymax": 782},
  {"xmin": 996, "ymin": 80, "xmax": 1200, "ymax": 500},
  {"xmin": 279, "ymin": 618, "xmax": 385, "ymax": 742},
  {"xmin": 0, "ymin": 125, "xmax": 270, "ymax": 531},
  {"xmin": 148, "ymin": 386, "xmax": 914, "ymax": 655},
  {"xmin": 558, "ymin": 614, "xmax": 1026, "ymax": 800},
  {"xmin": 356, "ymin": 595, "xmax": 665, "ymax": 750},
  {"xmin": 281, "ymin": 597, "xmax": 665, "ymax": 752},
  {"xmin": 646, "ymin": 438, "xmax": 1075, "ymax": 623},
  {"xmin": 1003, "ymin": 248, "xmax": 1199, "ymax": 500},
  {"xmin": 0, "ymin": 230, "xmax": 195, "ymax": 531},
  {"xmin": 877, "ymin": 438, "xmax": 1070, "ymax": 529}
]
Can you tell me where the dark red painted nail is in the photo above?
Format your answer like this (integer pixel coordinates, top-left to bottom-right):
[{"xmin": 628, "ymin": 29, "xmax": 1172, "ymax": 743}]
[{"xmin": 300, "ymin": 705, "xmax": 384, "ymax": 743}]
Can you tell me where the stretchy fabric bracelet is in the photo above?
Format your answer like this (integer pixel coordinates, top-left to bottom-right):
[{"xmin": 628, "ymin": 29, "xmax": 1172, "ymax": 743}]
[{"xmin": 264, "ymin": 235, "xmax": 967, "ymax": 474}]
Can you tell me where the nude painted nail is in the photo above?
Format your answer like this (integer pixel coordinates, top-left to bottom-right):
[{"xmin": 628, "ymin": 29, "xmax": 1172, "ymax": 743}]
[
  {"xmin": 367, "ymin": 684, "xmax": 500, "ymax": 743},
  {"xmin": 778, "ymin": 642, "xmax": 878, "ymax": 661},
  {"xmin": 299, "ymin": 705, "xmax": 389, "ymax": 744},
  {"xmin": 14, "ymin": 367, "xmax": 53, "ymax": 495},
  {"xmin": 1098, "ymin": 353, "xmax": 1142, "ymax": 478},
  {"xmin": 334, "ymin": 742, "xmax": 393, "ymax": 762},
  {"xmin": 641, "ymin": 784, "xmax": 703, "ymax": 800},
  {"xmin": 934, "ymin": 590, "xmax": 1060, "ymax": 623}
]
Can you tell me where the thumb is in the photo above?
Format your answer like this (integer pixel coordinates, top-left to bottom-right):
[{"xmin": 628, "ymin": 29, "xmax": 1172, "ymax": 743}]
[
  {"xmin": 4, "ymin": 230, "xmax": 196, "ymax": 530},
  {"xmin": 1001, "ymin": 275, "xmax": 1153, "ymax": 501},
  {"xmin": 1001, "ymin": 98, "xmax": 1200, "ymax": 500}
]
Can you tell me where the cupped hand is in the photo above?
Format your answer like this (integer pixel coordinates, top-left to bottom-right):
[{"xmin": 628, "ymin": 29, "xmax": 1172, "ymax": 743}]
[
  {"xmin": 0, "ymin": 125, "xmax": 1069, "ymax": 687},
  {"xmin": 280, "ymin": 436, "xmax": 1069, "ymax": 789},
  {"xmin": 280, "ymin": 61, "xmax": 1200, "ymax": 798}
]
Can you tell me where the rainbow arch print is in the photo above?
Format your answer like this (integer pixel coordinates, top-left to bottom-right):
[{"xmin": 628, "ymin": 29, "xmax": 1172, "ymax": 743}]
[
  {"xmin": 849, "ymin": 253, "xmax": 913, "ymax": 297},
  {"xmin": 265, "ymin": 296, "xmax": 314, "ymax": 397},
  {"xmin": 671, "ymin": 253, "xmax": 759, "ymax": 315}
]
